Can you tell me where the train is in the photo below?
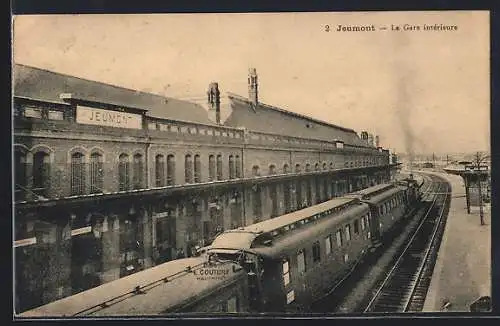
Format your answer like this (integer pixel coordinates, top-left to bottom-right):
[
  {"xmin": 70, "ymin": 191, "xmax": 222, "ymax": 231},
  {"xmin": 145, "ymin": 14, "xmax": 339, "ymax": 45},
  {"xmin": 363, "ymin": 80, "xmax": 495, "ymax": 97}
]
[{"xmin": 18, "ymin": 177, "xmax": 422, "ymax": 317}]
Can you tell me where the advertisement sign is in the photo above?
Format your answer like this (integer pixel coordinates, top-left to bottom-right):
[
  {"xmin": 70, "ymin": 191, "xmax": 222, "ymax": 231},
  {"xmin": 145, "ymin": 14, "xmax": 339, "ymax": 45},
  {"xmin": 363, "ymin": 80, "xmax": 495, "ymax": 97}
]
[{"xmin": 76, "ymin": 106, "xmax": 142, "ymax": 129}]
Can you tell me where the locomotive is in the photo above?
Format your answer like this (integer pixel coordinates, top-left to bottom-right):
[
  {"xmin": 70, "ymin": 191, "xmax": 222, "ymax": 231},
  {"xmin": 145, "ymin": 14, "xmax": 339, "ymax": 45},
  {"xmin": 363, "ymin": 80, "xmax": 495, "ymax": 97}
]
[{"xmin": 19, "ymin": 179, "xmax": 422, "ymax": 317}]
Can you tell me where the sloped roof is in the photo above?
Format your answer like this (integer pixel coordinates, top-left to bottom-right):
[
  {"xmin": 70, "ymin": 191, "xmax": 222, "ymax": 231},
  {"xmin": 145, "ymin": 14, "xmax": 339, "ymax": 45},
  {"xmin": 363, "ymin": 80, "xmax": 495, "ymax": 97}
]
[
  {"xmin": 224, "ymin": 93, "xmax": 368, "ymax": 147},
  {"xmin": 13, "ymin": 64, "xmax": 214, "ymax": 125}
]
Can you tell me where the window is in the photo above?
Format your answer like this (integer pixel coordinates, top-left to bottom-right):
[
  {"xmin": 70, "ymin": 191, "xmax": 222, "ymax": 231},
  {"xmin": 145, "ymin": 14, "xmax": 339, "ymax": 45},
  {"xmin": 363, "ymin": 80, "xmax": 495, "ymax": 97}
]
[
  {"xmin": 118, "ymin": 154, "xmax": 130, "ymax": 191},
  {"xmin": 315, "ymin": 163, "xmax": 320, "ymax": 171},
  {"xmin": 286, "ymin": 290, "xmax": 295, "ymax": 304},
  {"xmin": 227, "ymin": 296, "xmax": 238, "ymax": 312},
  {"xmin": 297, "ymin": 250, "xmax": 306, "ymax": 274},
  {"xmin": 252, "ymin": 165, "xmax": 260, "ymax": 177},
  {"xmin": 295, "ymin": 181, "xmax": 302, "ymax": 209},
  {"xmin": 48, "ymin": 110, "xmax": 64, "ymax": 120},
  {"xmin": 345, "ymin": 224, "xmax": 351, "ymax": 241},
  {"xmin": 330, "ymin": 162, "xmax": 334, "ymax": 170},
  {"xmin": 282, "ymin": 260, "xmax": 290, "ymax": 286},
  {"xmin": 323, "ymin": 163, "xmax": 327, "ymax": 170},
  {"xmin": 269, "ymin": 164, "xmax": 276, "ymax": 175},
  {"xmin": 336, "ymin": 229, "xmax": 343, "ymax": 247},
  {"xmin": 306, "ymin": 180, "xmax": 312, "ymax": 205},
  {"xmin": 209, "ymin": 155, "xmax": 215, "ymax": 181},
  {"xmin": 14, "ymin": 149, "xmax": 27, "ymax": 200},
  {"xmin": 283, "ymin": 164, "xmax": 289, "ymax": 174},
  {"xmin": 89, "ymin": 152, "xmax": 104, "ymax": 194},
  {"xmin": 325, "ymin": 235, "xmax": 332, "ymax": 256},
  {"xmin": 295, "ymin": 164, "xmax": 301, "ymax": 173},
  {"xmin": 32, "ymin": 151, "xmax": 51, "ymax": 197},
  {"xmin": 312, "ymin": 241, "xmax": 321, "ymax": 263},
  {"xmin": 361, "ymin": 216, "xmax": 366, "ymax": 230},
  {"xmin": 70, "ymin": 152, "xmax": 85, "ymax": 195},
  {"xmin": 306, "ymin": 164, "xmax": 311, "ymax": 172},
  {"xmin": 284, "ymin": 181, "xmax": 291, "ymax": 213},
  {"xmin": 229, "ymin": 155, "xmax": 235, "ymax": 179},
  {"xmin": 344, "ymin": 254, "xmax": 349, "ymax": 263},
  {"xmin": 253, "ymin": 186, "xmax": 262, "ymax": 219},
  {"xmin": 132, "ymin": 153, "xmax": 144, "ymax": 189},
  {"xmin": 194, "ymin": 154, "xmax": 201, "ymax": 183},
  {"xmin": 155, "ymin": 154, "xmax": 165, "ymax": 187},
  {"xmin": 185, "ymin": 154, "xmax": 193, "ymax": 183},
  {"xmin": 167, "ymin": 155, "xmax": 175, "ymax": 185},
  {"xmin": 354, "ymin": 219, "xmax": 360, "ymax": 234},
  {"xmin": 216, "ymin": 155, "xmax": 223, "ymax": 180},
  {"xmin": 24, "ymin": 107, "xmax": 42, "ymax": 118},
  {"xmin": 235, "ymin": 155, "xmax": 241, "ymax": 178}
]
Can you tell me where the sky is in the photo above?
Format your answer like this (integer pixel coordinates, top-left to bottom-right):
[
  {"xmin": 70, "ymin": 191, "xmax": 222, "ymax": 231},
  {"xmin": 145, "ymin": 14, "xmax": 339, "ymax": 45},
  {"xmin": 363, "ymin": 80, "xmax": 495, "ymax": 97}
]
[{"xmin": 12, "ymin": 11, "xmax": 490, "ymax": 155}]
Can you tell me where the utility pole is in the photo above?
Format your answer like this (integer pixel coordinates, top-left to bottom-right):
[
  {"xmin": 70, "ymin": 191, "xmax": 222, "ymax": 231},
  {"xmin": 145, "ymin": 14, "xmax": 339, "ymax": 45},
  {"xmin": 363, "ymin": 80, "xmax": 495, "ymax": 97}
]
[{"xmin": 472, "ymin": 152, "xmax": 489, "ymax": 225}]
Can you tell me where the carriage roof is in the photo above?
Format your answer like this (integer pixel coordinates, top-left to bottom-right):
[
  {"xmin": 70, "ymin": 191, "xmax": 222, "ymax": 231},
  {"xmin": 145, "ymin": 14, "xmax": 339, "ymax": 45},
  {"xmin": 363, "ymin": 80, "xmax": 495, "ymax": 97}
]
[
  {"xmin": 210, "ymin": 197, "xmax": 368, "ymax": 256},
  {"xmin": 19, "ymin": 257, "xmax": 244, "ymax": 317},
  {"xmin": 249, "ymin": 203, "xmax": 370, "ymax": 258}
]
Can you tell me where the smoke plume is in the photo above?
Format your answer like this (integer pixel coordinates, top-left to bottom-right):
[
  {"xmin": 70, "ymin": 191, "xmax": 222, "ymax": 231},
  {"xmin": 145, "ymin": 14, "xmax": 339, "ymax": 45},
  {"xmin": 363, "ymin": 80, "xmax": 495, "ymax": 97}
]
[{"xmin": 392, "ymin": 32, "xmax": 417, "ymax": 172}]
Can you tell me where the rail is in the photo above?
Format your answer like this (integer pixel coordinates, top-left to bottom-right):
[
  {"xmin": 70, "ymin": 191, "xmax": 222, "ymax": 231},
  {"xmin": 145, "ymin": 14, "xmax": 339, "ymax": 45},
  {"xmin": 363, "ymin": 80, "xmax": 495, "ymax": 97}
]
[{"xmin": 363, "ymin": 174, "xmax": 450, "ymax": 312}]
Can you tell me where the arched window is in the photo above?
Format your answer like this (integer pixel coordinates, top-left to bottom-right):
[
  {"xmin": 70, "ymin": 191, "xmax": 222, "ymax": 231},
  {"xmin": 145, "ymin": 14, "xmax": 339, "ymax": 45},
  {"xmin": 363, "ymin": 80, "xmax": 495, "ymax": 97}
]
[
  {"xmin": 216, "ymin": 155, "xmax": 223, "ymax": 180},
  {"xmin": 167, "ymin": 155, "xmax": 175, "ymax": 185},
  {"xmin": 306, "ymin": 164, "xmax": 311, "ymax": 172},
  {"xmin": 295, "ymin": 164, "xmax": 301, "ymax": 173},
  {"xmin": 208, "ymin": 155, "xmax": 215, "ymax": 181},
  {"xmin": 118, "ymin": 154, "xmax": 130, "ymax": 191},
  {"xmin": 185, "ymin": 154, "xmax": 193, "ymax": 183},
  {"xmin": 14, "ymin": 149, "xmax": 27, "ymax": 200},
  {"xmin": 269, "ymin": 164, "xmax": 276, "ymax": 175},
  {"xmin": 252, "ymin": 165, "xmax": 260, "ymax": 177},
  {"xmin": 70, "ymin": 152, "xmax": 85, "ymax": 195},
  {"xmin": 330, "ymin": 162, "xmax": 334, "ymax": 170},
  {"xmin": 315, "ymin": 163, "xmax": 320, "ymax": 171},
  {"xmin": 229, "ymin": 155, "xmax": 235, "ymax": 179},
  {"xmin": 155, "ymin": 154, "xmax": 165, "ymax": 187},
  {"xmin": 283, "ymin": 164, "xmax": 290, "ymax": 174},
  {"xmin": 235, "ymin": 155, "xmax": 241, "ymax": 178},
  {"xmin": 194, "ymin": 154, "xmax": 201, "ymax": 183},
  {"xmin": 90, "ymin": 152, "xmax": 104, "ymax": 194},
  {"xmin": 323, "ymin": 163, "xmax": 327, "ymax": 170},
  {"xmin": 132, "ymin": 153, "xmax": 144, "ymax": 189}
]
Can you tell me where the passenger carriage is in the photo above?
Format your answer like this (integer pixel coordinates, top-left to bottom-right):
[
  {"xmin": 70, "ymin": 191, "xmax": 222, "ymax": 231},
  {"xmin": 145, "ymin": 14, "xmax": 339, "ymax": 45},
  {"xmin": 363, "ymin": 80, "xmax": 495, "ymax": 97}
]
[
  {"xmin": 344, "ymin": 183, "xmax": 410, "ymax": 245},
  {"xmin": 208, "ymin": 197, "xmax": 373, "ymax": 312},
  {"xmin": 19, "ymin": 256, "xmax": 249, "ymax": 317}
]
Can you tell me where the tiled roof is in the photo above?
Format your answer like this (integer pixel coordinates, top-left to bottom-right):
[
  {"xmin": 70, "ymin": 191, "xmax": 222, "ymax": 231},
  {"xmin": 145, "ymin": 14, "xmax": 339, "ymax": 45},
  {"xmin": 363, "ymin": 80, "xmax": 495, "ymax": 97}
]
[
  {"xmin": 13, "ymin": 64, "xmax": 215, "ymax": 125},
  {"xmin": 224, "ymin": 93, "xmax": 367, "ymax": 147}
]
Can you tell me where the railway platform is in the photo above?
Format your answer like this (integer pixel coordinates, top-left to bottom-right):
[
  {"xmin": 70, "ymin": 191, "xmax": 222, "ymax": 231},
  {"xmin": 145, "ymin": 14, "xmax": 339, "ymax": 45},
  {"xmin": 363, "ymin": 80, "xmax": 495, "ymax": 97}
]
[{"xmin": 422, "ymin": 171, "xmax": 491, "ymax": 312}]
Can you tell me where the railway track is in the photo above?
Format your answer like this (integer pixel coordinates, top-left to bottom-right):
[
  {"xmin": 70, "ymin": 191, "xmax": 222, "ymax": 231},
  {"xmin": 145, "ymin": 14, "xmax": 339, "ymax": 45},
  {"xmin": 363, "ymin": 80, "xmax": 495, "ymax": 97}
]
[{"xmin": 362, "ymin": 174, "xmax": 451, "ymax": 313}]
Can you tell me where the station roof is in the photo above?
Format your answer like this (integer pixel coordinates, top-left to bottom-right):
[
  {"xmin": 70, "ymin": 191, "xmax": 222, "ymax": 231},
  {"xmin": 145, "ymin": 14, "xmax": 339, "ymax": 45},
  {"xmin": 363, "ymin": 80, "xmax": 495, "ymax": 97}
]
[
  {"xmin": 223, "ymin": 93, "xmax": 370, "ymax": 147},
  {"xmin": 13, "ymin": 64, "xmax": 214, "ymax": 125}
]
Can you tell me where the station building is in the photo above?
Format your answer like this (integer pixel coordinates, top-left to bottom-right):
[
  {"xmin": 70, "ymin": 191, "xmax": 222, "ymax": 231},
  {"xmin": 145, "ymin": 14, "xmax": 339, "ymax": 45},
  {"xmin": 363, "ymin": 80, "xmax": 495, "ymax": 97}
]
[{"xmin": 13, "ymin": 64, "xmax": 396, "ymax": 312}]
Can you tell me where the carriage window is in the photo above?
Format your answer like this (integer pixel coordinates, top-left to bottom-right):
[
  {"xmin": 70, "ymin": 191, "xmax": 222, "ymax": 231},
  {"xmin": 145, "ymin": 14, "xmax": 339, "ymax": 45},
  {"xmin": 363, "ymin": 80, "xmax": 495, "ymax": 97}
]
[
  {"xmin": 227, "ymin": 296, "xmax": 238, "ymax": 312},
  {"xmin": 345, "ymin": 225, "xmax": 351, "ymax": 241},
  {"xmin": 325, "ymin": 236, "xmax": 332, "ymax": 256},
  {"xmin": 286, "ymin": 290, "xmax": 295, "ymax": 304},
  {"xmin": 297, "ymin": 250, "xmax": 306, "ymax": 274},
  {"xmin": 282, "ymin": 260, "xmax": 290, "ymax": 286},
  {"xmin": 336, "ymin": 229, "xmax": 343, "ymax": 247},
  {"xmin": 354, "ymin": 219, "xmax": 359, "ymax": 234},
  {"xmin": 312, "ymin": 241, "xmax": 321, "ymax": 263}
]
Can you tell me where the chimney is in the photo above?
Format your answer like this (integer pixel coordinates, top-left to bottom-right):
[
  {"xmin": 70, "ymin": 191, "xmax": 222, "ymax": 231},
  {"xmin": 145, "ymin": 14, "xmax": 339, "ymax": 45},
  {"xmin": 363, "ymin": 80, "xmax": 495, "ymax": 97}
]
[
  {"xmin": 375, "ymin": 135, "xmax": 380, "ymax": 148},
  {"xmin": 207, "ymin": 82, "xmax": 221, "ymax": 124},
  {"xmin": 248, "ymin": 68, "xmax": 258, "ymax": 108},
  {"xmin": 360, "ymin": 131, "xmax": 369, "ymax": 145}
]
